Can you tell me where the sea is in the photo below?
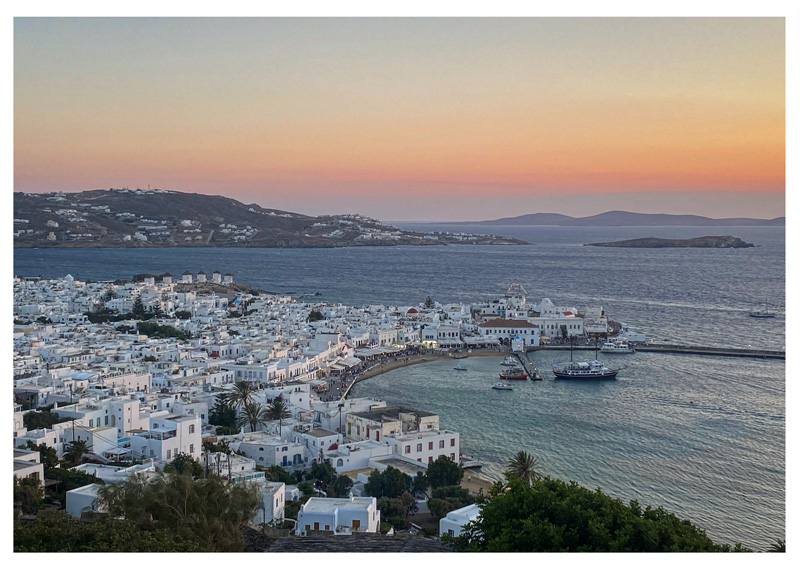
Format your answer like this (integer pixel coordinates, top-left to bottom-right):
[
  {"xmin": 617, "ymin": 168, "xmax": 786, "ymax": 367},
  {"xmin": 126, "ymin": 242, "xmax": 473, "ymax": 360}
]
[{"xmin": 13, "ymin": 224, "xmax": 785, "ymax": 549}]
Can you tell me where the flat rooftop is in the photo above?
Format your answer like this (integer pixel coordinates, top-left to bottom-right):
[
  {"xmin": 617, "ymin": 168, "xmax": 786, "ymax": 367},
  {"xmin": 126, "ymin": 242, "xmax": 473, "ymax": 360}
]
[
  {"xmin": 302, "ymin": 496, "xmax": 374, "ymax": 512},
  {"xmin": 351, "ymin": 406, "xmax": 436, "ymax": 421},
  {"xmin": 303, "ymin": 428, "xmax": 338, "ymax": 438}
]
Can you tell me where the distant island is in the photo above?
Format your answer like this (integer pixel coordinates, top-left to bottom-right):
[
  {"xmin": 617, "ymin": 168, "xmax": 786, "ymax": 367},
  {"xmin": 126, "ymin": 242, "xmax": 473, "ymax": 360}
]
[
  {"xmin": 13, "ymin": 189, "xmax": 526, "ymax": 248},
  {"xmin": 470, "ymin": 210, "xmax": 784, "ymax": 227},
  {"xmin": 585, "ymin": 235, "xmax": 756, "ymax": 249}
]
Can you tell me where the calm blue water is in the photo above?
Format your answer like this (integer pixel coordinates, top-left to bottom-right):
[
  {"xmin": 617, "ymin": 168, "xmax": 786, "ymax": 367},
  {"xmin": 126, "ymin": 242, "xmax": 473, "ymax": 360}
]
[
  {"xmin": 14, "ymin": 225, "xmax": 785, "ymax": 548},
  {"xmin": 14, "ymin": 226, "xmax": 785, "ymax": 349},
  {"xmin": 352, "ymin": 353, "xmax": 784, "ymax": 550}
]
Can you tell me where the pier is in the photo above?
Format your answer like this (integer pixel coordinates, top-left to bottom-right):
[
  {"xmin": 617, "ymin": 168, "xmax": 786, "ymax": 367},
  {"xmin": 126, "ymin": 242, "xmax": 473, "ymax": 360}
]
[
  {"xmin": 514, "ymin": 351, "xmax": 542, "ymax": 380},
  {"xmin": 536, "ymin": 344, "xmax": 784, "ymax": 360}
]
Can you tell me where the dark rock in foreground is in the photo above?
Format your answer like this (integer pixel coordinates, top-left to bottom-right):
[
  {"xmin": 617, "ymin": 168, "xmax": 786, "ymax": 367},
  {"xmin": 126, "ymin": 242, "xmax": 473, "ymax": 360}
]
[{"xmin": 585, "ymin": 235, "xmax": 755, "ymax": 248}]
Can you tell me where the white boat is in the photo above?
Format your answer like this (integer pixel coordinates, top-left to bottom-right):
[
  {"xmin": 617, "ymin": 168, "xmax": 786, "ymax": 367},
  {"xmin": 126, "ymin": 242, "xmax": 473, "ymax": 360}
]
[
  {"xmin": 492, "ymin": 382, "xmax": 513, "ymax": 390},
  {"xmin": 600, "ymin": 339, "xmax": 635, "ymax": 353},
  {"xmin": 750, "ymin": 298, "xmax": 776, "ymax": 318},
  {"xmin": 454, "ymin": 364, "xmax": 468, "ymax": 371},
  {"xmin": 500, "ymin": 356, "xmax": 518, "ymax": 366}
]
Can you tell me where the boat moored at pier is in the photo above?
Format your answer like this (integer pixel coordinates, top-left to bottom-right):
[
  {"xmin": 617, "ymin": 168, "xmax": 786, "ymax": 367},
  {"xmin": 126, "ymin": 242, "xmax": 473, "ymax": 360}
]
[
  {"xmin": 600, "ymin": 339, "xmax": 635, "ymax": 353},
  {"xmin": 499, "ymin": 367, "xmax": 527, "ymax": 380},
  {"xmin": 501, "ymin": 356, "xmax": 518, "ymax": 366},
  {"xmin": 552, "ymin": 360, "xmax": 620, "ymax": 379}
]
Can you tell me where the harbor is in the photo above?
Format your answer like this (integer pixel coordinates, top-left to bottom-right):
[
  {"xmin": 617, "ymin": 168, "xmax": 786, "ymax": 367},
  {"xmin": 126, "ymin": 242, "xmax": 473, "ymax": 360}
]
[{"xmin": 538, "ymin": 343, "xmax": 785, "ymax": 359}]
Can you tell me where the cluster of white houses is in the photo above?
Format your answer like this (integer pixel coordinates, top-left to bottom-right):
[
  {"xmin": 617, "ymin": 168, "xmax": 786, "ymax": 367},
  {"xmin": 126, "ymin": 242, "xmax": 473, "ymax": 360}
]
[{"xmin": 13, "ymin": 273, "xmax": 637, "ymax": 535}]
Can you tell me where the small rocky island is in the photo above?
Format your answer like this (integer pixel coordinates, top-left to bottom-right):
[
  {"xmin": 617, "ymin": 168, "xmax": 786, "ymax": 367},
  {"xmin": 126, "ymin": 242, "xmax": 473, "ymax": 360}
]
[{"xmin": 585, "ymin": 235, "xmax": 755, "ymax": 248}]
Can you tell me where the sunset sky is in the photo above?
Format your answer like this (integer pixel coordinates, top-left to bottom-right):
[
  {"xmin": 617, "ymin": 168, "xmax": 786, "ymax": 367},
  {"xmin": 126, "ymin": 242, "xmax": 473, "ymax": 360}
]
[{"xmin": 14, "ymin": 18, "xmax": 785, "ymax": 221}]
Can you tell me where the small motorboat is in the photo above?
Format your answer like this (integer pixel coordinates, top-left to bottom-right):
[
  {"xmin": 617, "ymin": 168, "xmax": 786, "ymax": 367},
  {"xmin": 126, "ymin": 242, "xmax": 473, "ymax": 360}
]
[
  {"xmin": 492, "ymin": 382, "xmax": 513, "ymax": 390},
  {"xmin": 454, "ymin": 364, "xmax": 468, "ymax": 371},
  {"xmin": 501, "ymin": 356, "xmax": 518, "ymax": 366}
]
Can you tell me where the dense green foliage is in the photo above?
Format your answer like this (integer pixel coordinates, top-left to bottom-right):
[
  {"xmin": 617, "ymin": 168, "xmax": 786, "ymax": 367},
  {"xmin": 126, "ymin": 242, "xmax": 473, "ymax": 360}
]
[
  {"xmin": 265, "ymin": 399, "xmax": 291, "ymax": 434},
  {"xmin": 23, "ymin": 408, "xmax": 71, "ymax": 431},
  {"xmin": 427, "ymin": 497, "xmax": 454, "ymax": 519},
  {"xmin": 208, "ymin": 395, "xmax": 237, "ymax": 429},
  {"xmin": 378, "ymin": 497, "xmax": 409, "ymax": 529},
  {"xmin": 98, "ymin": 471, "xmax": 261, "ymax": 551},
  {"xmin": 451, "ymin": 475, "xmax": 751, "ymax": 552},
  {"xmin": 427, "ymin": 455, "xmax": 463, "ymax": 489},
  {"xmin": 14, "ymin": 477, "xmax": 44, "ymax": 515},
  {"xmin": 506, "ymin": 450, "xmax": 543, "ymax": 485},
  {"xmin": 162, "ymin": 454, "xmax": 204, "ymax": 479},
  {"xmin": 307, "ymin": 462, "xmax": 336, "ymax": 485},
  {"xmin": 306, "ymin": 310, "xmax": 325, "ymax": 322},
  {"xmin": 331, "ymin": 474, "xmax": 354, "ymax": 497},
  {"xmin": 412, "ymin": 471, "xmax": 430, "ymax": 496},
  {"xmin": 174, "ymin": 310, "xmax": 192, "ymax": 319},
  {"xmin": 63, "ymin": 439, "xmax": 89, "ymax": 466},
  {"xmin": 14, "ymin": 509, "xmax": 204, "ymax": 552},
  {"xmin": 44, "ymin": 467, "xmax": 104, "ymax": 506},
  {"xmin": 431, "ymin": 485, "xmax": 475, "ymax": 509},
  {"xmin": 237, "ymin": 401, "xmax": 270, "ymax": 432},
  {"xmin": 135, "ymin": 321, "xmax": 192, "ymax": 340},
  {"xmin": 24, "ymin": 440, "xmax": 59, "ymax": 471},
  {"xmin": 226, "ymin": 381, "xmax": 259, "ymax": 409},
  {"xmin": 84, "ymin": 308, "xmax": 156, "ymax": 324},
  {"xmin": 364, "ymin": 466, "xmax": 412, "ymax": 499}
]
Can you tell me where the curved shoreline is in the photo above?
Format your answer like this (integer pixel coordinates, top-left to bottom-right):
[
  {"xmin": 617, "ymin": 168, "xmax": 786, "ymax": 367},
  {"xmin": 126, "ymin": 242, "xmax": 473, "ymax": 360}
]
[{"xmin": 344, "ymin": 349, "xmax": 507, "ymax": 398}]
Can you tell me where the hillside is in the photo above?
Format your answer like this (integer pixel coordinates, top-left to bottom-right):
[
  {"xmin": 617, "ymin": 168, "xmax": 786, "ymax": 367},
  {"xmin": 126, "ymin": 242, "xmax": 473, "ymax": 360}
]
[
  {"xmin": 477, "ymin": 210, "xmax": 784, "ymax": 226},
  {"xmin": 13, "ymin": 189, "xmax": 526, "ymax": 248}
]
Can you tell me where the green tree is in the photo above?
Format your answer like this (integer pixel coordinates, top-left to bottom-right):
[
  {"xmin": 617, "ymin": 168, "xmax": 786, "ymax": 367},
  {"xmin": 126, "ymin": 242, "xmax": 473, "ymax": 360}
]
[
  {"xmin": 364, "ymin": 466, "xmax": 412, "ymax": 499},
  {"xmin": 331, "ymin": 474, "xmax": 354, "ymax": 497},
  {"xmin": 265, "ymin": 399, "xmax": 291, "ymax": 435},
  {"xmin": 432, "ymin": 485, "xmax": 474, "ymax": 508},
  {"xmin": 209, "ymin": 394, "xmax": 237, "ymax": 429},
  {"xmin": 264, "ymin": 465, "xmax": 292, "ymax": 483},
  {"xmin": 25, "ymin": 440, "xmax": 58, "ymax": 472},
  {"xmin": 132, "ymin": 296, "xmax": 146, "ymax": 317},
  {"xmin": 306, "ymin": 310, "xmax": 324, "ymax": 322},
  {"xmin": 424, "ymin": 296, "xmax": 435, "ymax": 309},
  {"xmin": 412, "ymin": 471, "xmax": 430, "ymax": 496},
  {"xmin": 427, "ymin": 497, "xmax": 454, "ymax": 519},
  {"xmin": 427, "ymin": 455, "xmax": 463, "ymax": 489},
  {"xmin": 136, "ymin": 321, "xmax": 192, "ymax": 340},
  {"xmin": 14, "ymin": 477, "xmax": 44, "ymax": 515},
  {"xmin": 451, "ymin": 475, "xmax": 750, "ymax": 552},
  {"xmin": 63, "ymin": 439, "xmax": 90, "ymax": 466},
  {"xmin": 377, "ymin": 496, "xmax": 408, "ymax": 529},
  {"xmin": 44, "ymin": 467, "xmax": 104, "ymax": 506},
  {"xmin": 236, "ymin": 401, "xmax": 270, "ymax": 432},
  {"xmin": 23, "ymin": 408, "xmax": 71, "ymax": 431},
  {"xmin": 98, "ymin": 471, "xmax": 261, "ymax": 551},
  {"xmin": 174, "ymin": 310, "xmax": 192, "ymax": 319},
  {"xmin": 226, "ymin": 381, "xmax": 259, "ymax": 409},
  {"xmin": 14, "ymin": 509, "xmax": 204, "ymax": 552},
  {"xmin": 162, "ymin": 453, "xmax": 204, "ymax": 479},
  {"xmin": 308, "ymin": 462, "xmax": 336, "ymax": 485},
  {"xmin": 506, "ymin": 450, "xmax": 543, "ymax": 485},
  {"xmin": 768, "ymin": 539, "xmax": 786, "ymax": 552}
]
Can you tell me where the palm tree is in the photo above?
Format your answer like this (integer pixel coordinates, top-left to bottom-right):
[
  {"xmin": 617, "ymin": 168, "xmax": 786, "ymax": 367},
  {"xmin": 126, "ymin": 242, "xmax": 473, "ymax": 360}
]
[
  {"xmin": 64, "ymin": 439, "xmax": 90, "ymax": 466},
  {"xmin": 236, "ymin": 401, "xmax": 270, "ymax": 433},
  {"xmin": 768, "ymin": 539, "xmax": 785, "ymax": 552},
  {"xmin": 265, "ymin": 399, "xmax": 291, "ymax": 435},
  {"xmin": 506, "ymin": 450, "xmax": 543, "ymax": 485},
  {"xmin": 226, "ymin": 380, "xmax": 258, "ymax": 409}
]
